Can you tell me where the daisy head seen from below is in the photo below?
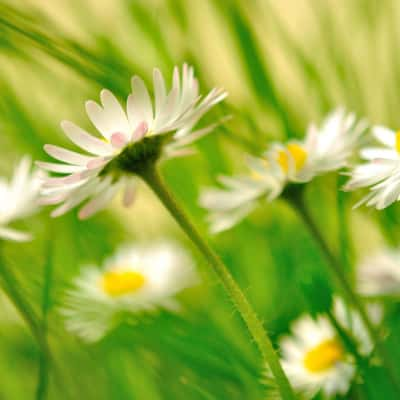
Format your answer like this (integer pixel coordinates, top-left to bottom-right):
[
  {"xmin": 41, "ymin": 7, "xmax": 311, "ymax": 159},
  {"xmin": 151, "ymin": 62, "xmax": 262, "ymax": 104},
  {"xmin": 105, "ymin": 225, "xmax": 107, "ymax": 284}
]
[
  {"xmin": 37, "ymin": 64, "xmax": 227, "ymax": 219},
  {"xmin": 0, "ymin": 156, "xmax": 44, "ymax": 242},
  {"xmin": 62, "ymin": 241, "xmax": 198, "ymax": 342},
  {"xmin": 200, "ymin": 108, "xmax": 366, "ymax": 233},
  {"xmin": 279, "ymin": 314, "xmax": 355, "ymax": 398},
  {"xmin": 344, "ymin": 125, "xmax": 400, "ymax": 209}
]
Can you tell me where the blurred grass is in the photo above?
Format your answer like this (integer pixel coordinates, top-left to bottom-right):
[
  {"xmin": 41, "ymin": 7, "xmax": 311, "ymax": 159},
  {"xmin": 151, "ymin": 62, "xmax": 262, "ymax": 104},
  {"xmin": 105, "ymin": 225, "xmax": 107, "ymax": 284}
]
[{"xmin": 0, "ymin": 0, "xmax": 400, "ymax": 399}]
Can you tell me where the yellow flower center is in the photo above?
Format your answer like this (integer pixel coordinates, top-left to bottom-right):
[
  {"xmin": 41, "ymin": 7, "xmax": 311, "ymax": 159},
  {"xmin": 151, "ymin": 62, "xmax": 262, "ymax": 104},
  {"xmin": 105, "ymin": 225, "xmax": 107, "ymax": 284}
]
[
  {"xmin": 303, "ymin": 339, "xmax": 343, "ymax": 373},
  {"xmin": 396, "ymin": 131, "xmax": 400, "ymax": 154},
  {"xmin": 277, "ymin": 143, "xmax": 307, "ymax": 173},
  {"xmin": 102, "ymin": 270, "xmax": 146, "ymax": 296}
]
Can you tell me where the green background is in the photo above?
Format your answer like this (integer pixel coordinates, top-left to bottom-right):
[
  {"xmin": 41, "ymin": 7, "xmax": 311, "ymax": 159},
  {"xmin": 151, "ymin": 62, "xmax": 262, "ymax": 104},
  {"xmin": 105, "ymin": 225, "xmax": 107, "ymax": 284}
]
[{"xmin": 0, "ymin": 0, "xmax": 399, "ymax": 399}]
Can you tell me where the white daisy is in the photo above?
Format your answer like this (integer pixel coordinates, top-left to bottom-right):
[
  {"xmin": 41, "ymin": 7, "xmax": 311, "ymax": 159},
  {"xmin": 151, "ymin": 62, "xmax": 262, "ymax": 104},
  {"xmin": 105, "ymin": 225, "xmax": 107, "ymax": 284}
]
[
  {"xmin": 37, "ymin": 64, "xmax": 227, "ymax": 219},
  {"xmin": 356, "ymin": 248, "xmax": 400, "ymax": 297},
  {"xmin": 0, "ymin": 156, "xmax": 44, "ymax": 242},
  {"xmin": 200, "ymin": 108, "xmax": 366, "ymax": 233},
  {"xmin": 279, "ymin": 314, "xmax": 355, "ymax": 398},
  {"xmin": 62, "ymin": 241, "xmax": 198, "ymax": 342},
  {"xmin": 344, "ymin": 125, "xmax": 400, "ymax": 209}
]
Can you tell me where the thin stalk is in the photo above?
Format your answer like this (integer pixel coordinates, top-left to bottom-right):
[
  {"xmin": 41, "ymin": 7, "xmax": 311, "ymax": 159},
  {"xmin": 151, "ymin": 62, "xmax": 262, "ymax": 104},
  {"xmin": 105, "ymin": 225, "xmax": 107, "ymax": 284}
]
[
  {"xmin": 326, "ymin": 310, "xmax": 364, "ymax": 367},
  {"xmin": 140, "ymin": 165, "xmax": 296, "ymax": 400},
  {"xmin": 36, "ymin": 236, "xmax": 53, "ymax": 400},
  {"xmin": 0, "ymin": 250, "xmax": 50, "ymax": 400},
  {"xmin": 286, "ymin": 188, "xmax": 400, "ymax": 393},
  {"xmin": 36, "ymin": 350, "xmax": 49, "ymax": 400}
]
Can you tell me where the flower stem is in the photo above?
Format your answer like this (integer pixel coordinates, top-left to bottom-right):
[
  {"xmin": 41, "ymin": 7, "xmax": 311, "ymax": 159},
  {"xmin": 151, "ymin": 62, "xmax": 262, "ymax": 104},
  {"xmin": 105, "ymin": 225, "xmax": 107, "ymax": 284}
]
[
  {"xmin": 0, "ymin": 250, "xmax": 50, "ymax": 400},
  {"xmin": 140, "ymin": 165, "xmax": 296, "ymax": 400},
  {"xmin": 286, "ymin": 188, "xmax": 400, "ymax": 393}
]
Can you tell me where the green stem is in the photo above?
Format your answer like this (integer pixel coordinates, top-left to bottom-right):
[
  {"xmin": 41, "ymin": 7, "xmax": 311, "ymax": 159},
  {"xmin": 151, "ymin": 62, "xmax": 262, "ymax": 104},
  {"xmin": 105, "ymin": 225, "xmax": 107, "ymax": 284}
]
[
  {"xmin": 0, "ymin": 251, "xmax": 50, "ymax": 400},
  {"xmin": 140, "ymin": 165, "xmax": 296, "ymax": 400},
  {"xmin": 286, "ymin": 189, "xmax": 400, "ymax": 393},
  {"xmin": 36, "ymin": 350, "xmax": 49, "ymax": 400}
]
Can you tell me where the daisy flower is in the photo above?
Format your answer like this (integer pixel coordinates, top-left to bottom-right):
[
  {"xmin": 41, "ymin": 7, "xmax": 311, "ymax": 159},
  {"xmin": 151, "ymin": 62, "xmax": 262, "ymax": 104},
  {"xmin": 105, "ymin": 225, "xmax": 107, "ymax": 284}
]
[
  {"xmin": 0, "ymin": 156, "xmax": 44, "ymax": 242},
  {"xmin": 62, "ymin": 241, "xmax": 198, "ymax": 342},
  {"xmin": 279, "ymin": 314, "xmax": 355, "ymax": 398},
  {"xmin": 277, "ymin": 297, "xmax": 381, "ymax": 398},
  {"xmin": 344, "ymin": 125, "xmax": 400, "ymax": 209},
  {"xmin": 37, "ymin": 64, "xmax": 227, "ymax": 219},
  {"xmin": 356, "ymin": 248, "xmax": 400, "ymax": 297},
  {"xmin": 200, "ymin": 108, "xmax": 367, "ymax": 233}
]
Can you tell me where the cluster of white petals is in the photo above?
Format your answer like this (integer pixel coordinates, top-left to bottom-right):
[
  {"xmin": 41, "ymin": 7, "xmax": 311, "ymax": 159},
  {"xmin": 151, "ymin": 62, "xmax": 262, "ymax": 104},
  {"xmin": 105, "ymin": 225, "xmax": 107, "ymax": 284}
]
[
  {"xmin": 37, "ymin": 64, "xmax": 226, "ymax": 219},
  {"xmin": 344, "ymin": 125, "xmax": 400, "ymax": 209},
  {"xmin": 201, "ymin": 108, "xmax": 366, "ymax": 233},
  {"xmin": 0, "ymin": 157, "xmax": 43, "ymax": 242},
  {"xmin": 62, "ymin": 241, "xmax": 198, "ymax": 342},
  {"xmin": 278, "ymin": 297, "xmax": 381, "ymax": 399}
]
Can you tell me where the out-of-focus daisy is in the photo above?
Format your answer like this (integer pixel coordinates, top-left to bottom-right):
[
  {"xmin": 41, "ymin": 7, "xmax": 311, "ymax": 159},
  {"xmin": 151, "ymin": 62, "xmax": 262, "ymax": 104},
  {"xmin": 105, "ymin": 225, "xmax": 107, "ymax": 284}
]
[
  {"xmin": 344, "ymin": 125, "xmax": 400, "ymax": 209},
  {"xmin": 356, "ymin": 248, "xmax": 400, "ymax": 297},
  {"xmin": 279, "ymin": 314, "xmax": 355, "ymax": 398},
  {"xmin": 62, "ymin": 241, "xmax": 198, "ymax": 342},
  {"xmin": 0, "ymin": 157, "xmax": 43, "ymax": 242},
  {"xmin": 278, "ymin": 297, "xmax": 381, "ymax": 398},
  {"xmin": 37, "ymin": 64, "xmax": 227, "ymax": 219},
  {"xmin": 200, "ymin": 108, "xmax": 366, "ymax": 233}
]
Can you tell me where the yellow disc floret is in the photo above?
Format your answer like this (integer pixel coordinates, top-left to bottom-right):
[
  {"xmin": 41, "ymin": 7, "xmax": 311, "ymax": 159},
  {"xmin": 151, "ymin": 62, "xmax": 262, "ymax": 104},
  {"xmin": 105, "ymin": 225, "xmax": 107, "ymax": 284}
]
[
  {"xmin": 303, "ymin": 339, "xmax": 343, "ymax": 373},
  {"xmin": 102, "ymin": 270, "xmax": 146, "ymax": 296},
  {"xmin": 277, "ymin": 143, "xmax": 307, "ymax": 174},
  {"xmin": 396, "ymin": 130, "xmax": 400, "ymax": 154}
]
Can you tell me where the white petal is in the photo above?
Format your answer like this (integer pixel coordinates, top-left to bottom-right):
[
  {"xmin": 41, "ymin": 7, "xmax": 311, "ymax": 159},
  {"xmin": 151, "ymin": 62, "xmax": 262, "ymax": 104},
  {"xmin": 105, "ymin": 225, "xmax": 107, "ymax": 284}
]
[
  {"xmin": 128, "ymin": 77, "xmax": 153, "ymax": 129},
  {"xmin": 373, "ymin": 126, "xmax": 396, "ymax": 147},
  {"xmin": 85, "ymin": 100, "xmax": 111, "ymax": 139},
  {"xmin": 44, "ymin": 144, "xmax": 94, "ymax": 166},
  {"xmin": 100, "ymin": 90, "xmax": 130, "ymax": 136},
  {"xmin": 0, "ymin": 226, "xmax": 32, "ymax": 242},
  {"xmin": 61, "ymin": 120, "xmax": 113, "ymax": 156},
  {"xmin": 51, "ymin": 183, "xmax": 97, "ymax": 217},
  {"xmin": 78, "ymin": 184, "xmax": 119, "ymax": 219},
  {"xmin": 36, "ymin": 161, "xmax": 84, "ymax": 174},
  {"xmin": 360, "ymin": 147, "xmax": 399, "ymax": 161},
  {"xmin": 153, "ymin": 68, "xmax": 166, "ymax": 119}
]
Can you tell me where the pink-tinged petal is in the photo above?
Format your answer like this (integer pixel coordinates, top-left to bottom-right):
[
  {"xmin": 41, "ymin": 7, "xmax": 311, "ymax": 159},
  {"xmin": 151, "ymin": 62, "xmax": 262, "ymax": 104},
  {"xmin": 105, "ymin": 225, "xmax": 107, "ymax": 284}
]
[
  {"xmin": 42, "ymin": 169, "xmax": 97, "ymax": 187},
  {"xmin": 61, "ymin": 120, "xmax": 113, "ymax": 156},
  {"xmin": 123, "ymin": 183, "xmax": 136, "ymax": 207},
  {"xmin": 131, "ymin": 121, "xmax": 148, "ymax": 142},
  {"xmin": 110, "ymin": 132, "xmax": 128, "ymax": 148},
  {"xmin": 44, "ymin": 144, "xmax": 94, "ymax": 166},
  {"xmin": 50, "ymin": 181, "xmax": 99, "ymax": 218},
  {"xmin": 35, "ymin": 161, "xmax": 83, "ymax": 174},
  {"xmin": 78, "ymin": 185, "xmax": 118, "ymax": 219},
  {"xmin": 87, "ymin": 157, "xmax": 111, "ymax": 170},
  {"xmin": 42, "ymin": 173, "xmax": 83, "ymax": 187},
  {"xmin": 39, "ymin": 193, "xmax": 68, "ymax": 205}
]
